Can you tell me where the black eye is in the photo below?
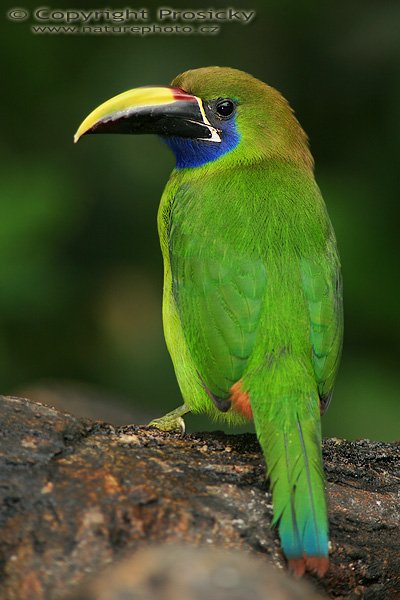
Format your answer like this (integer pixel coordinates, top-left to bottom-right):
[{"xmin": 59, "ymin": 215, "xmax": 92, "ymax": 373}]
[{"xmin": 215, "ymin": 99, "xmax": 235, "ymax": 118}]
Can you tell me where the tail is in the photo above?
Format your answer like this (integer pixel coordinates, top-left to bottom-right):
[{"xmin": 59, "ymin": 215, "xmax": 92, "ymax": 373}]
[{"xmin": 254, "ymin": 403, "xmax": 329, "ymax": 577}]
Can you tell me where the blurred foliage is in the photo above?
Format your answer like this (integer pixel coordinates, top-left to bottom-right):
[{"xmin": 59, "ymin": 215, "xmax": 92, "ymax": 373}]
[{"xmin": 1, "ymin": 0, "xmax": 399, "ymax": 439}]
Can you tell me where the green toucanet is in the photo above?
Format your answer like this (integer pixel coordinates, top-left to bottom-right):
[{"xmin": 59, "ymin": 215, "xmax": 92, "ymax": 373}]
[{"xmin": 75, "ymin": 67, "xmax": 343, "ymax": 577}]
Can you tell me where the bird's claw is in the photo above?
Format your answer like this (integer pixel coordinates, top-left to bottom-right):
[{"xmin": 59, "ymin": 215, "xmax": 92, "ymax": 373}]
[{"xmin": 148, "ymin": 415, "xmax": 186, "ymax": 434}]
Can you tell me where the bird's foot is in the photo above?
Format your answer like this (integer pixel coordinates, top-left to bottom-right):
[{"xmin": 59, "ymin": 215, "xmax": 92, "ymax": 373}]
[
  {"xmin": 149, "ymin": 415, "xmax": 186, "ymax": 433},
  {"xmin": 148, "ymin": 403, "xmax": 190, "ymax": 434}
]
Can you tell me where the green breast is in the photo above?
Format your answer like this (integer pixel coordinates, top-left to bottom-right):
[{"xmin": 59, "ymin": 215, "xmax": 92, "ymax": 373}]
[{"xmin": 158, "ymin": 160, "xmax": 342, "ymax": 405}]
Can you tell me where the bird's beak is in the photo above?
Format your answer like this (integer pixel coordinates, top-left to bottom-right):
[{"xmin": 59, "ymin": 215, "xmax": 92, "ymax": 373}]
[{"xmin": 74, "ymin": 86, "xmax": 222, "ymax": 144}]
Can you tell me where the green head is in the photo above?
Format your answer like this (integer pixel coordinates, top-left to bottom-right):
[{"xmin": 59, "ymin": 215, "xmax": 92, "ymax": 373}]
[{"xmin": 75, "ymin": 66, "xmax": 313, "ymax": 172}]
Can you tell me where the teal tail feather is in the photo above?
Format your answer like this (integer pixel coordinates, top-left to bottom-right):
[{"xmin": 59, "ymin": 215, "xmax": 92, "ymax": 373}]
[{"xmin": 254, "ymin": 404, "xmax": 329, "ymax": 577}]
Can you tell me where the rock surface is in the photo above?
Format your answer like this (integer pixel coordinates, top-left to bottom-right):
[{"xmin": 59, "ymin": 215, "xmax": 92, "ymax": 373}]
[
  {"xmin": 68, "ymin": 545, "xmax": 325, "ymax": 600},
  {"xmin": 0, "ymin": 395, "xmax": 399, "ymax": 599}
]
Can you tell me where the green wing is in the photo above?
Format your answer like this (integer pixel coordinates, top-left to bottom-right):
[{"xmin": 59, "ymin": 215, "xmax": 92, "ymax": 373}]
[
  {"xmin": 166, "ymin": 172, "xmax": 342, "ymax": 411},
  {"xmin": 301, "ymin": 248, "xmax": 343, "ymax": 412},
  {"xmin": 168, "ymin": 190, "xmax": 267, "ymax": 401}
]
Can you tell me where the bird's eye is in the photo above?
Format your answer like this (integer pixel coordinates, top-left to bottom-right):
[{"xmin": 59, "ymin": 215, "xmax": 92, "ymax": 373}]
[{"xmin": 215, "ymin": 99, "xmax": 236, "ymax": 118}]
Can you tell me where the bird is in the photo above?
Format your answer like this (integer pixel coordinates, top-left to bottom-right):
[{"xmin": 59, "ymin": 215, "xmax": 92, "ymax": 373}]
[{"xmin": 75, "ymin": 66, "xmax": 343, "ymax": 577}]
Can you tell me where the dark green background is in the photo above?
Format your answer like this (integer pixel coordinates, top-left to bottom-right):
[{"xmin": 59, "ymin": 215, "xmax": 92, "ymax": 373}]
[{"xmin": 2, "ymin": 1, "xmax": 399, "ymax": 439}]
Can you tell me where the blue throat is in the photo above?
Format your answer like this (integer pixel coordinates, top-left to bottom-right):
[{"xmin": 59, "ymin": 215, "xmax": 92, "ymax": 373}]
[{"xmin": 163, "ymin": 117, "xmax": 240, "ymax": 169}]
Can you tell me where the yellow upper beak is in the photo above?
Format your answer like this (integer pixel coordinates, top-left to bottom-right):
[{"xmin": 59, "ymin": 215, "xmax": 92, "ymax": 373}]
[{"xmin": 74, "ymin": 86, "xmax": 221, "ymax": 143}]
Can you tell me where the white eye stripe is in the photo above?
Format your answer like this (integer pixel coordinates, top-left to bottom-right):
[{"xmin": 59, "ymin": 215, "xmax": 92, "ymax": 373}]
[{"xmin": 195, "ymin": 97, "xmax": 222, "ymax": 143}]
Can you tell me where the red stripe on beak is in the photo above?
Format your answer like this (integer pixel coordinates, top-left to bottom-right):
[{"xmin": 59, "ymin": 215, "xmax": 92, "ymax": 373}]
[{"xmin": 171, "ymin": 88, "xmax": 198, "ymax": 103}]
